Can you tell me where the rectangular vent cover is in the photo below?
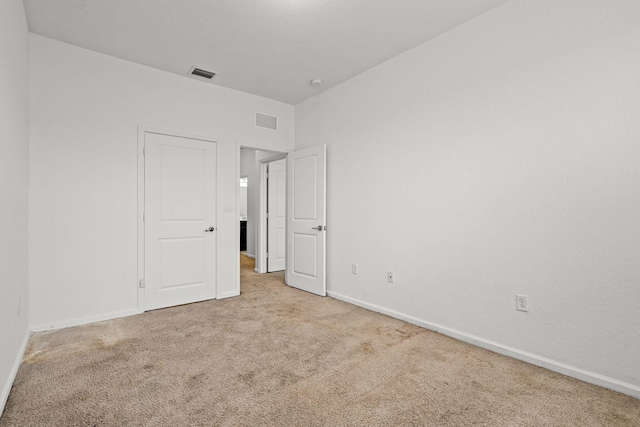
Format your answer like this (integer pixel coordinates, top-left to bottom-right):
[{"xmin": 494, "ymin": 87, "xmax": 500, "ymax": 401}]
[
  {"xmin": 255, "ymin": 112, "xmax": 278, "ymax": 131},
  {"xmin": 189, "ymin": 67, "xmax": 216, "ymax": 80}
]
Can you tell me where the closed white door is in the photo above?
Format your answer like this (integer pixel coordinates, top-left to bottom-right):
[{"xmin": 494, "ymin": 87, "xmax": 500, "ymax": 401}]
[
  {"xmin": 286, "ymin": 145, "xmax": 326, "ymax": 296},
  {"xmin": 144, "ymin": 132, "xmax": 217, "ymax": 310},
  {"xmin": 267, "ymin": 160, "xmax": 286, "ymax": 272}
]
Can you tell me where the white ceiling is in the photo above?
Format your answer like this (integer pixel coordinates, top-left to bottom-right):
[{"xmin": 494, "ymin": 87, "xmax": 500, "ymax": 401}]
[{"xmin": 23, "ymin": 0, "xmax": 510, "ymax": 105}]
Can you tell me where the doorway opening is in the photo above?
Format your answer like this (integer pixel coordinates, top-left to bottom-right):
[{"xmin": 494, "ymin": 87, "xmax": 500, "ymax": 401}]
[
  {"xmin": 239, "ymin": 147, "xmax": 287, "ymax": 293},
  {"xmin": 237, "ymin": 144, "xmax": 327, "ymax": 297}
]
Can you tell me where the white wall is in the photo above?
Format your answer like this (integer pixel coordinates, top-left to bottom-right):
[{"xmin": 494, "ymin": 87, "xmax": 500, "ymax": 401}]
[
  {"xmin": 29, "ymin": 35, "xmax": 294, "ymax": 329},
  {"xmin": 0, "ymin": 0, "xmax": 30, "ymax": 412},
  {"xmin": 296, "ymin": 0, "xmax": 640, "ymax": 396}
]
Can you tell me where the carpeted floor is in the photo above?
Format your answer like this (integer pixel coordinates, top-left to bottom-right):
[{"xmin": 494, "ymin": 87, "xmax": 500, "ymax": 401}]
[{"xmin": 1, "ymin": 254, "xmax": 639, "ymax": 426}]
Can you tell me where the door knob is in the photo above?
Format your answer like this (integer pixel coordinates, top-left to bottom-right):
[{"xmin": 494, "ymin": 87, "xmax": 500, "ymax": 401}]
[
  {"xmin": 204, "ymin": 226, "xmax": 215, "ymax": 232},
  {"xmin": 311, "ymin": 225, "xmax": 325, "ymax": 231}
]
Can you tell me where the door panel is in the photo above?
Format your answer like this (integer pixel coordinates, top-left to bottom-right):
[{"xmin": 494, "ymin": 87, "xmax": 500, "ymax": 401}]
[
  {"xmin": 275, "ymin": 228, "xmax": 286, "ymax": 259},
  {"xmin": 267, "ymin": 160, "xmax": 286, "ymax": 272},
  {"xmin": 159, "ymin": 238, "xmax": 205, "ymax": 290},
  {"xmin": 293, "ymin": 156, "xmax": 317, "ymax": 219},
  {"xmin": 144, "ymin": 132, "xmax": 217, "ymax": 310},
  {"xmin": 286, "ymin": 145, "xmax": 326, "ymax": 296},
  {"xmin": 292, "ymin": 234, "xmax": 317, "ymax": 277}
]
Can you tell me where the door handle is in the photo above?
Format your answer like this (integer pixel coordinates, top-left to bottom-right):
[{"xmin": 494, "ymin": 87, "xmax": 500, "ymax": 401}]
[
  {"xmin": 311, "ymin": 226, "xmax": 326, "ymax": 231},
  {"xmin": 204, "ymin": 226, "xmax": 215, "ymax": 232}
]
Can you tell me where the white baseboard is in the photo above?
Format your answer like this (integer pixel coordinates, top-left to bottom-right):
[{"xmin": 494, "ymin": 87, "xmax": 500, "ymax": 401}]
[
  {"xmin": 217, "ymin": 291, "xmax": 240, "ymax": 300},
  {"xmin": 30, "ymin": 309, "xmax": 139, "ymax": 333},
  {"xmin": 328, "ymin": 291, "xmax": 640, "ymax": 400},
  {"xmin": 1, "ymin": 331, "xmax": 30, "ymax": 416},
  {"xmin": 245, "ymin": 253, "xmax": 256, "ymax": 259}
]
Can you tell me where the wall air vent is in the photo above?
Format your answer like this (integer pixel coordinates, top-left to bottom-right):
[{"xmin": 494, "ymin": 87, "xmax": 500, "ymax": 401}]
[
  {"xmin": 188, "ymin": 66, "xmax": 216, "ymax": 80},
  {"xmin": 255, "ymin": 112, "xmax": 278, "ymax": 131}
]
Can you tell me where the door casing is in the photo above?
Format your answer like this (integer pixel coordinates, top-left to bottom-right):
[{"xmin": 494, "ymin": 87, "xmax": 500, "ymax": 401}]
[{"xmin": 257, "ymin": 154, "xmax": 287, "ymax": 273}]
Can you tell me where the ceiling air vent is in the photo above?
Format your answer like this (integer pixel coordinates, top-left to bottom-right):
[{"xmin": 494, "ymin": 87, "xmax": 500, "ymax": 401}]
[
  {"xmin": 255, "ymin": 112, "xmax": 278, "ymax": 131},
  {"xmin": 188, "ymin": 66, "xmax": 216, "ymax": 80}
]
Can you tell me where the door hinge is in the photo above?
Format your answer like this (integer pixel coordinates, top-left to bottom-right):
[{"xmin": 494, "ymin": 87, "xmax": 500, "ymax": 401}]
[
  {"xmin": 266, "ymin": 252, "xmax": 269, "ymax": 258},
  {"xmin": 266, "ymin": 212, "xmax": 269, "ymax": 219},
  {"xmin": 139, "ymin": 279, "xmax": 145, "ymax": 288}
]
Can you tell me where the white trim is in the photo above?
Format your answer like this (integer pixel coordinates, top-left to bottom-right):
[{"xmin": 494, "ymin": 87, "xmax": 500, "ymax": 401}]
[
  {"xmin": 30, "ymin": 309, "xmax": 139, "ymax": 333},
  {"xmin": 236, "ymin": 142, "xmax": 242, "ymax": 282},
  {"xmin": 327, "ymin": 291, "xmax": 640, "ymax": 400},
  {"xmin": 257, "ymin": 155, "xmax": 288, "ymax": 274},
  {"xmin": 217, "ymin": 291, "xmax": 240, "ymax": 299},
  {"xmin": 259, "ymin": 154, "xmax": 286, "ymax": 164},
  {"xmin": 245, "ymin": 253, "xmax": 256, "ymax": 259},
  {"xmin": 136, "ymin": 126, "xmax": 146, "ymax": 313},
  {"xmin": 233, "ymin": 142, "xmax": 241, "ymax": 296},
  {"xmin": 237, "ymin": 139, "xmax": 291, "ymax": 155},
  {"xmin": 256, "ymin": 161, "xmax": 268, "ymax": 273},
  {"xmin": 1, "ymin": 331, "xmax": 29, "ymax": 415}
]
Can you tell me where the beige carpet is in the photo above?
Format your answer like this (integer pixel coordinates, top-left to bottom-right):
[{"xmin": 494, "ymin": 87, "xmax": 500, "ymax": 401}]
[{"xmin": 1, "ymin": 254, "xmax": 639, "ymax": 426}]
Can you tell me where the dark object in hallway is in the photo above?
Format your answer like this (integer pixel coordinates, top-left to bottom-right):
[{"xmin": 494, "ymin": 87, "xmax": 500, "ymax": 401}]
[{"xmin": 240, "ymin": 220, "xmax": 247, "ymax": 251}]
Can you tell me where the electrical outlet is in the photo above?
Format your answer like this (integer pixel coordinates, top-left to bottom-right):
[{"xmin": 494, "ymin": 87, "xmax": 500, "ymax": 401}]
[
  {"xmin": 387, "ymin": 272, "xmax": 394, "ymax": 283},
  {"xmin": 516, "ymin": 294, "xmax": 528, "ymax": 312},
  {"xmin": 351, "ymin": 264, "xmax": 358, "ymax": 275}
]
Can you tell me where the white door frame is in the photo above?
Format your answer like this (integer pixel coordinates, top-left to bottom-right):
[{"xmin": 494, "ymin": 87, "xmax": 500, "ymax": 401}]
[
  {"xmin": 137, "ymin": 126, "xmax": 220, "ymax": 312},
  {"xmin": 256, "ymin": 154, "xmax": 287, "ymax": 273},
  {"xmin": 235, "ymin": 144, "xmax": 289, "ymax": 289}
]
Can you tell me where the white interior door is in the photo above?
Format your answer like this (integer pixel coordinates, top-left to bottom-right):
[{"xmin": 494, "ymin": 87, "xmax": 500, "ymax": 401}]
[
  {"xmin": 267, "ymin": 159, "xmax": 286, "ymax": 272},
  {"xmin": 144, "ymin": 132, "xmax": 217, "ymax": 310},
  {"xmin": 286, "ymin": 145, "xmax": 326, "ymax": 296}
]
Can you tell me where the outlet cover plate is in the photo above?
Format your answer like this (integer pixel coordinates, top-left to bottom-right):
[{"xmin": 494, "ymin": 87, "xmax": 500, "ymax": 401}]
[{"xmin": 516, "ymin": 294, "xmax": 528, "ymax": 312}]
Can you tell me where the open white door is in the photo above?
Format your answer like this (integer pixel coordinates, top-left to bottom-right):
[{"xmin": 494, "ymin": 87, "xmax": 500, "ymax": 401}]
[
  {"xmin": 267, "ymin": 160, "xmax": 286, "ymax": 272},
  {"xmin": 144, "ymin": 132, "xmax": 217, "ymax": 310},
  {"xmin": 286, "ymin": 145, "xmax": 326, "ymax": 296}
]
